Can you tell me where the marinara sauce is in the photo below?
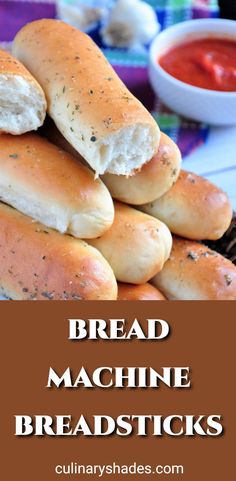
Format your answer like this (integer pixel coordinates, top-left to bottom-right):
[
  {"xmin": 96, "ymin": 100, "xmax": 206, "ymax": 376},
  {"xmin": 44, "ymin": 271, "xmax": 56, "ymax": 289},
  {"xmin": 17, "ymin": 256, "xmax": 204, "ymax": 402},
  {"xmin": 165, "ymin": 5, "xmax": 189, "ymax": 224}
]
[{"xmin": 159, "ymin": 38, "xmax": 236, "ymax": 91}]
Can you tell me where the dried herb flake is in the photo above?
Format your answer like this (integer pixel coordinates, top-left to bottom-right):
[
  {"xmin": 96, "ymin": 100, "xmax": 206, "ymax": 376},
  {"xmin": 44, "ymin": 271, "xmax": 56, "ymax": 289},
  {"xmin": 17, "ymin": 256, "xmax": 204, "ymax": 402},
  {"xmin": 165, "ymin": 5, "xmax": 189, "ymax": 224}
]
[
  {"xmin": 187, "ymin": 251, "xmax": 198, "ymax": 261},
  {"xmin": 224, "ymin": 274, "xmax": 232, "ymax": 286}
]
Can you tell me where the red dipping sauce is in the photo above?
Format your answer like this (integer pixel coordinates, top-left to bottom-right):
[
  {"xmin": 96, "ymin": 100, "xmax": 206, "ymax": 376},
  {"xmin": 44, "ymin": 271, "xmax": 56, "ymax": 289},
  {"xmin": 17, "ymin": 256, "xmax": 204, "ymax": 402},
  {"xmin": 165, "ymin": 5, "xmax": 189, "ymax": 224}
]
[{"xmin": 159, "ymin": 38, "xmax": 236, "ymax": 92}]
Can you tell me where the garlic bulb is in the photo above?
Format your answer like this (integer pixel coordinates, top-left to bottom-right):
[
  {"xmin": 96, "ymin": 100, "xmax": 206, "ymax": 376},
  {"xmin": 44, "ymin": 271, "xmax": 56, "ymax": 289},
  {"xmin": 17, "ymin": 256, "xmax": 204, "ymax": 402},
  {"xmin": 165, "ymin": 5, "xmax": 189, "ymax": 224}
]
[
  {"xmin": 57, "ymin": 1, "xmax": 104, "ymax": 31},
  {"xmin": 101, "ymin": 0, "xmax": 160, "ymax": 48}
]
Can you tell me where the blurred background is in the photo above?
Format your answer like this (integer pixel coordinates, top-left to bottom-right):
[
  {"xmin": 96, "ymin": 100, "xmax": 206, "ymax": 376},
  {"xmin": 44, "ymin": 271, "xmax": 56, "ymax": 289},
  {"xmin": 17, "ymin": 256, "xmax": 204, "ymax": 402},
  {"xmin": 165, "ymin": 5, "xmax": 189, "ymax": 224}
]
[{"xmin": 0, "ymin": 0, "xmax": 235, "ymax": 208}]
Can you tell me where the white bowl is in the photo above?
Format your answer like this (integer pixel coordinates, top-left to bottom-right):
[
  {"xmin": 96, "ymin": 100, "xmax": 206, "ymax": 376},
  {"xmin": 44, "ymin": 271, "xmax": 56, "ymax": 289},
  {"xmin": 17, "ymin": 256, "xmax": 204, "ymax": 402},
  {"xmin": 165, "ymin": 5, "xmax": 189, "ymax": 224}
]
[{"xmin": 149, "ymin": 19, "xmax": 236, "ymax": 125}]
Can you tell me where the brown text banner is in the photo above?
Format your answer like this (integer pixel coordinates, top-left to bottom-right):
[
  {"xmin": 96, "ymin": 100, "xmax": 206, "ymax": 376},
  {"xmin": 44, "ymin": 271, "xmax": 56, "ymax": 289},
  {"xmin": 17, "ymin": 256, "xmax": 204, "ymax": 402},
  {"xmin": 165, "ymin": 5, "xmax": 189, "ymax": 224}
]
[{"xmin": 1, "ymin": 301, "xmax": 235, "ymax": 480}]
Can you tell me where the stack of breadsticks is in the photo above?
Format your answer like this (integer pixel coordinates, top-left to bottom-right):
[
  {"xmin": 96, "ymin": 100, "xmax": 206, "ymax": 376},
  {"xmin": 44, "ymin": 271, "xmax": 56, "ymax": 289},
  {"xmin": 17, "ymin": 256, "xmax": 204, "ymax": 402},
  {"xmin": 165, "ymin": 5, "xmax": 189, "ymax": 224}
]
[{"xmin": 0, "ymin": 19, "xmax": 235, "ymax": 300}]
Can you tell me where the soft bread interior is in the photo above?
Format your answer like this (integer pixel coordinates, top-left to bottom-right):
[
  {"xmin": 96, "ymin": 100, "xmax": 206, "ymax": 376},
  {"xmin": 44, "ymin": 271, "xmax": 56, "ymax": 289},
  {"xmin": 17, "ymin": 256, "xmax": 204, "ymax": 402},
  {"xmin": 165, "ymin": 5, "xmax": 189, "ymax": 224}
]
[
  {"xmin": 65, "ymin": 123, "xmax": 159, "ymax": 176},
  {"xmin": 95, "ymin": 124, "xmax": 158, "ymax": 175},
  {"xmin": 0, "ymin": 74, "xmax": 45, "ymax": 134}
]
